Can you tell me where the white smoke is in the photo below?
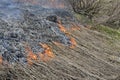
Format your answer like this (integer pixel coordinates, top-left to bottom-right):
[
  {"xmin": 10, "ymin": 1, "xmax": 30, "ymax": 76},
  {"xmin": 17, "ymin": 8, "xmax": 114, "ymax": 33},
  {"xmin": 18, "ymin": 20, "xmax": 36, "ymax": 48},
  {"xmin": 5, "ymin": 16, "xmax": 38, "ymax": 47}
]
[{"xmin": 14, "ymin": 0, "xmax": 67, "ymax": 8}]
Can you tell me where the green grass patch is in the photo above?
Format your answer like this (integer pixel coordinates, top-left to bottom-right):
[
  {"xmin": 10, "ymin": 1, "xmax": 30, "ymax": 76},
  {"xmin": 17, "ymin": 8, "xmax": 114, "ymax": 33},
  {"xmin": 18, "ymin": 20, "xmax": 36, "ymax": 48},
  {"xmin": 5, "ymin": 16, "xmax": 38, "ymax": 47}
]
[
  {"xmin": 74, "ymin": 13, "xmax": 120, "ymax": 40},
  {"xmin": 92, "ymin": 25, "xmax": 120, "ymax": 39}
]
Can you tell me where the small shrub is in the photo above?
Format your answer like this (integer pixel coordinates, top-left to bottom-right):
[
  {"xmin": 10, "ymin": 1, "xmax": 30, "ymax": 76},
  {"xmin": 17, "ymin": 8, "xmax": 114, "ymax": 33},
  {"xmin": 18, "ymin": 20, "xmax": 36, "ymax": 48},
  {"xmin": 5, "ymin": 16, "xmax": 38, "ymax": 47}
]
[
  {"xmin": 68, "ymin": 0, "xmax": 120, "ymax": 27},
  {"xmin": 69, "ymin": 0, "xmax": 102, "ymax": 19}
]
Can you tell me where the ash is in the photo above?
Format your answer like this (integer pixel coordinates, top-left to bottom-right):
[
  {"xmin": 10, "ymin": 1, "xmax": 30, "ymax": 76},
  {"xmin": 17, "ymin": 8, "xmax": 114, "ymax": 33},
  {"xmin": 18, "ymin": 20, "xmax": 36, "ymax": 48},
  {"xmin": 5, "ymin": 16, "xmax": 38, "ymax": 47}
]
[{"xmin": 0, "ymin": 1, "xmax": 76, "ymax": 65}]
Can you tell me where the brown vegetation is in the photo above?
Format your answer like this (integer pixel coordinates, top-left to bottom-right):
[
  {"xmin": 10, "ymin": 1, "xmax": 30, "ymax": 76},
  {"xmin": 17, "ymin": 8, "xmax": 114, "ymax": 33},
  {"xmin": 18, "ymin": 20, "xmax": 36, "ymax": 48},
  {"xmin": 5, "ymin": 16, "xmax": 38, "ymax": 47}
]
[{"xmin": 69, "ymin": 0, "xmax": 120, "ymax": 27}]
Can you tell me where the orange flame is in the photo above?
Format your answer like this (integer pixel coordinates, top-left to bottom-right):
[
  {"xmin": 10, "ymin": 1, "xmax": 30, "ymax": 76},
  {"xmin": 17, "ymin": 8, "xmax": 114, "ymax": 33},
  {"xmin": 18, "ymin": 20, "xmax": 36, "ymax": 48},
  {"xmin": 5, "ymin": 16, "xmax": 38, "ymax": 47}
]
[
  {"xmin": 0, "ymin": 56, "xmax": 3, "ymax": 64},
  {"xmin": 25, "ymin": 45, "xmax": 37, "ymax": 65},
  {"xmin": 39, "ymin": 43, "xmax": 54, "ymax": 61},
  {"xmin": 57, "ymin": 21, "xmax": 77, "ymax": 48},
  {"xmin": 70, "ymin": 37, "xmax": 77, "ymax": 49},
  {"xmin": 58, "ymin": 21, "xmax": 67, "ymax": 33}
]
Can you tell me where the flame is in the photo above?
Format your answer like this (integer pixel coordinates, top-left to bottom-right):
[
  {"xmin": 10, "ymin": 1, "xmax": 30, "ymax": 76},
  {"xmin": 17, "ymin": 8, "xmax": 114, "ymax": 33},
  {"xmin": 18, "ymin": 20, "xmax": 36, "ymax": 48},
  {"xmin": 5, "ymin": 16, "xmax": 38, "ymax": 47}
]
[
  {"xmin": 39, "ymin": 53, "xmax": 52, "ymax": 62},
  {"xmin": 25, "ymin": 45, "xmax": 37, "ymax": 65},
  {"xmin": 58, "ymin": 21, "xmax": 67, "ymax": 33},
  {"xmin": 70, "ymin": 37, "xmax": 77, "ymax": 49},
  {"xmin": 57, "ymin": 20, "xmax": 70, "ymax": 35},
  {"xmin": 0, "ymin": 56, "xmax": 3, "ymax": 64},
  {"xmin": 24, "ymin": 43, "xmax": 54, "ymax": 64},
  {"xmin": 53, "ymin": 37, "xmax": 77, "ymax": 49},
  {"xmin": 39, "ymin": 43, "xmax": 54, "ymax": 61},
  {"xmin": 57, "ymin": 21, "xmax": 77, "ymax": 48}
]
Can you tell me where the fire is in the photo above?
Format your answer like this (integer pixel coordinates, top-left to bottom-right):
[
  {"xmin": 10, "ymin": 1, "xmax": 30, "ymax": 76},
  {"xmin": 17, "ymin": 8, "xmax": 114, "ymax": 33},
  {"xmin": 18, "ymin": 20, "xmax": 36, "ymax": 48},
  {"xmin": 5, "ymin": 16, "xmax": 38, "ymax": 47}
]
[
  {"xmin": 53, "ymin": 37, "xmax": 77, "ymax": 49},
  {"xmin": 57, "ymin": 20, "xmax": 70, "ymax": 35},
  {"xmin": 58, "ymin": 21, "xmax": 67, "ymax": 33},
  {"xmin": 25, "ymin": 45, "xmax": 37, "ymax": 65},
  {"xmin": 39, "ymin": 43, "xmax": 54, "ymax": 61},
  {"xmin": 0, "ymin": 56, "xmax": 3, "ymax": 64},
  {"xmin": 70, "ymin": 37, "xmax": 77, "ymax": 49},
  {"xmin": 57, "ymin": 20, "xmax": 77, "ymax": 48},
  {"xmin": 24, "ymin": 43, "xmax": 55, "ymax": 64}
]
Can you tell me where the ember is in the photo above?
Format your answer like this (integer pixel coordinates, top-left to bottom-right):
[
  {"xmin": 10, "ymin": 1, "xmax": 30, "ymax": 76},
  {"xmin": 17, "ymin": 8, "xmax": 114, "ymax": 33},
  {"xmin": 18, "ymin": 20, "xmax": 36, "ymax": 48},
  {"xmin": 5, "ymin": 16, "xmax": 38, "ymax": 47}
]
[
  {"xmin": 39, "ymin": 43, "xmax": 54, "ymax": 61},
  {"xmin": 57, "ymin": 20, "xmax": 67, "ymax": 33},
  {"xmin": 25, "ymin": 44, "xmax": 37, "ymax": 65},
  {"xmin": 70, "ymin": 37, "xmax": 77, "ymax": 49},
  {"xmin": 57, "ymin": 20, "xmax": 77, "ymax": 48},
  {"xmin": 0, "ymin": 56, "xmax": 3, "ymax": 64},
  {"xmin": 24, "ymin": 43, "xmax": 55, "ymax": 64}
]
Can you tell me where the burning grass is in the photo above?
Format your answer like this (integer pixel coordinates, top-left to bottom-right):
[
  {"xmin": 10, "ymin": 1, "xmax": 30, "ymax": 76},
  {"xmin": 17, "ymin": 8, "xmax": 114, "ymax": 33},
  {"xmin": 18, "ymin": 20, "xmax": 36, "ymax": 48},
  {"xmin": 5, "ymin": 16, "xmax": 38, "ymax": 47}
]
[
  {"xmin": 0, "ymin": 56, "xmax": 3, "ymax": 64},
  {"xmin": 58, "ymin": 23, "xmax": 67, "ymax": 33},
  {"xmin": 24, "ymin": 43, "xmax": 55, "ymax": 64},
  {"xmin": 24, "ymin": 20, "xmax": 79, "ymax": 64},
  {"xmin": 0, "ymin": 1, "xmax": 80, "ymax": 65},
  {"xmin": 69, "ymin": 37, "xmax": 77, "ymax": 49},
  {"xmin": 39, "ymin": 43, "xmax": 55, "ymax": 62},
  {"xmin": 57, "ymin": 20, "xmax": 78, "ymax": 48},
  {"xmin": 25, "ymin": 45, "xmax": 37, "ymax": 65}
]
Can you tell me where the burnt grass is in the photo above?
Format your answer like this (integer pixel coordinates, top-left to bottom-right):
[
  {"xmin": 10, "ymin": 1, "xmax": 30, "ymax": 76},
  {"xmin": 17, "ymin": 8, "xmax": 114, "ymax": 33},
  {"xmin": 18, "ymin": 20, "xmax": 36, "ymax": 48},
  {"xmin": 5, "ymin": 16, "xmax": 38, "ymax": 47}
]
[
  {"xmin": 0, "ymin": 3, "xmax": 120, "ymax": 80},
  {"xmin": 0, "ymin": 6, "xmax": 75, "ymax": 64}
]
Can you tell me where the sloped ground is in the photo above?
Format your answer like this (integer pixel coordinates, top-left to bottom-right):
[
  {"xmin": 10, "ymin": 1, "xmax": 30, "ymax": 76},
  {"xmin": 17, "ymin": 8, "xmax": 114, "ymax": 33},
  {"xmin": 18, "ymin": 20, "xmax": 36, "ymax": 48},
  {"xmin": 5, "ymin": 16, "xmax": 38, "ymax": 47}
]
[
  {"xmin": 0, "ymin": 26, "xmax": 120, "ymax": 80},
  {"xmin": 0, "ymin": 0, "xmax": 120, "ymax": 80}
]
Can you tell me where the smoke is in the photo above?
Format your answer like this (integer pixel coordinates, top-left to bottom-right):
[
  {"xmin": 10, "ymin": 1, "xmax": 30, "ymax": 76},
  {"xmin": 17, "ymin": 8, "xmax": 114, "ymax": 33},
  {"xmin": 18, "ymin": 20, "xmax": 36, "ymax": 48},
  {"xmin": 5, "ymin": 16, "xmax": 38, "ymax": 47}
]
[{"xmin": 14, "ymin": 0, "xmax": 67, "ymax": 8}]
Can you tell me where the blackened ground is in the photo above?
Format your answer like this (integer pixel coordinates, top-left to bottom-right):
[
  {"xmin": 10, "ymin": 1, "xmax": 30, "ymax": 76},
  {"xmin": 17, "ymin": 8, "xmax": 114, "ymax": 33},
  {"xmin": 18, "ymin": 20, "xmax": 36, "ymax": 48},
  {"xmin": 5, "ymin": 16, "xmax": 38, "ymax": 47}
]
[{"xmin": 0, "ymin": 4, "xmax": 75, "ymax": 64}]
